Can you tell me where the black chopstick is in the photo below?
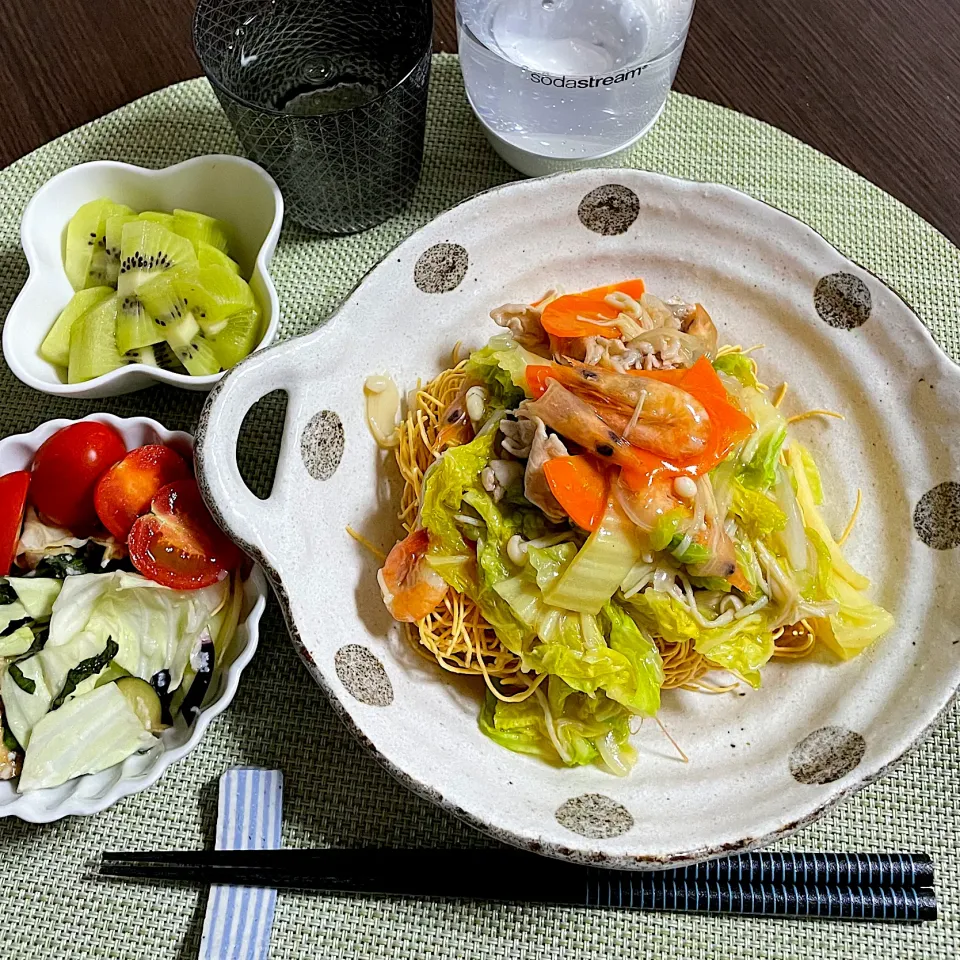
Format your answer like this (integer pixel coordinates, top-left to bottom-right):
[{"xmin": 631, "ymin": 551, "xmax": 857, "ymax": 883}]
[{"xmin": 96, "ymin": 849, "xmax": 937, "ymax": 922}]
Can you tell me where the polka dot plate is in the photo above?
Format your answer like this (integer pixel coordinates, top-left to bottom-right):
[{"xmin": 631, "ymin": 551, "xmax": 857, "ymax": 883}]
[{"xmin": 195, "ymin": 169, "xmax": 960, "ymax": 868}]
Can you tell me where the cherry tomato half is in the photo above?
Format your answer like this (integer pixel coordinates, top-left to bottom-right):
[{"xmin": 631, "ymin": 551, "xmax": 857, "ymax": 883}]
[
  {"xmin": 94, "ymin": 445, "xmax": 192, "ymax": 541},
  {"xmin": 30, "ymin": 421, "xmax": 127, "ymax": 534},
  {"xmin": 0, "ymin": 471, "xmax": 30, "ymax": 576},
  {"xmin": 128, "ymin": 479, "xmax": 241, "ymax": 590}
]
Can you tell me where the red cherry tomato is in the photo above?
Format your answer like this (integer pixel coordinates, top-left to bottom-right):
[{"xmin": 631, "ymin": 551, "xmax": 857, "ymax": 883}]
[
  {"xmin": 94, "ymin": 445, "xmax": 192, "ymax": 541},
  {"xmin": 128, "ymin": 479, "xmax": 241, "ymax": 590},
  {"xmin": 30, "ymin": 421, "xmax": 127, "ymax": 534},
  {"xmin": 0, "ymin": 471, "xmax": 30, "ymax": 576}
]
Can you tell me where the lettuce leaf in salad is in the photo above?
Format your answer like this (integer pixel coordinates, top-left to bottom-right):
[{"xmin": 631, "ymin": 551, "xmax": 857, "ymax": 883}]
[
  {"xmin": 1, "ymin": 578, "xmax": 62, "ymax": 619},
  {"xmin": 626, "ymin": 588, "xmax": 774, "ymax": 688},
  {"xmin": 465, "ymin": 334, "xmax": 544, "ymax": 408},
  {"xmin": 46, "ymin": 572, "xmax": 229, "ymax": 692},
  {"xmin": 17, "ymin": 682, "xmax": 155, "ymax": 793}
]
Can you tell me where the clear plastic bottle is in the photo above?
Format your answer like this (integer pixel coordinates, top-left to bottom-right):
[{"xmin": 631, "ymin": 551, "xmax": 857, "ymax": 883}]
[{"xmin": 457, "ymin": 0, "xmax": 695, "ymax": 175}]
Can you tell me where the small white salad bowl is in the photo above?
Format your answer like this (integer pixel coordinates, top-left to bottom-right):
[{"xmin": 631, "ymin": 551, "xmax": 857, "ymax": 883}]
[
  {"xmin": 2, "ymin": 155, "xmax": 283, "ymax": 399},
  {"xmin": 0, "ymin": 413, "xmax": 268, "ymax": 822}
]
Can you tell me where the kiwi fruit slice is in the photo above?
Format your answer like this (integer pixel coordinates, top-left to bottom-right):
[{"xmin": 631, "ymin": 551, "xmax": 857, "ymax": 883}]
[
  {"xmin": 40, "ymin": 286, "xmax": 113, "ymax": 367},
  {"xmin": 103, "ymin": 213, "xmax": 139, "ymax": 287},
  {"xmin": 138, "ymin": 272, "xmax": 200, "ymax": 342},
  {"xmin": 67, "ymin": 294, "xmax": 125, "ymax": 383},
  {"xmin": 177, "ymin": 265, "xmax": 256, "ymax": 335},
  {"xmin": 198, "ymin": 240, "xmax": 241, "ymax": 275},
  {"xmin": 208, "ymin": 308, "xmax": 261, "ymax": 370},
  {"xmin": 64, "ymin": 199, "xmax": 135, "ymax": 291},
  {"xmin": 124, "ymin": 344, "xmax": 158, "ymax": 366},
  {"xmin": 138, "ymin": 211, "xmax": 176, "ymax": 230},
  {"xmin": 117, "ymin": 221, "xmax": 197, "ymax": 296},
  {"xmin": 172, "ymin": 209, "xmax": 230, "ymax": 253},
  {"xmin": 164, "ymin": 316, "xmax": 221, "ymax": 376},
  {"xmin": 153, "ymin": 340, "xmax": 187, "ymax": 373},
  {"xmin": 117, "ymin": 294, "xmax": 163, "ymax": 355}
]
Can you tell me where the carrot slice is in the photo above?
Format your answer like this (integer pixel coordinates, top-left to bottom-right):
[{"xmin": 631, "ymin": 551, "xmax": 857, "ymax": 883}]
[
  {"xmin": 677, "ymin": 357, "xmax": 755, "ymax": 472},
  {"xmin": 540, "ymin": 279, "xmax": 645, "ymax": 339},
  {"xmin": 543, "ymin": 456, "xmax": 610, "ymax": 531},
  {"xmin": 525, "ymin": 364, "xmax": 556, "ymax": 399}
]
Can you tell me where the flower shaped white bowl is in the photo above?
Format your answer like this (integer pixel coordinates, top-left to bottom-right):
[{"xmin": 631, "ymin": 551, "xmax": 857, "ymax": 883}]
[
  {"xmin": 0, "ymin": 413, "xmax": 268, "ymax": 822},
  {"xmin": 2, "ymin": 155, "xmax": 283, "ymax": 399}
]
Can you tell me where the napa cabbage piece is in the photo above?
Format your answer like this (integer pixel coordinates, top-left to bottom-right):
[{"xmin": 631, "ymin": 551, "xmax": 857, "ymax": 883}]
[
  {"xmin": 713, "ymin": 353, "xmax": 760, "ymax": 388},
  {"xmin": 17, "ymin": 682, "xmax": 155, "ymax": 792},
  {"xmin": 493, "ymin": 557, "xmax": 663, "ymax": 718},
  {"xmin": 543, "ymin": 499, "xmax": 640, "ymax": 614},
  {"xmin": 527, "ymin": 542, "xmax": 576, "ymax": 592},
  {"xmin": 787, "ymin": 444, "xmax": 868, "ymax": 590},
  {"xmin": 465, "ymin": 334, "xmax": 543, "ymax": 408},
  {"xmin": 420, "ymin": 430, "xmax": 532, "ymax": 653},
  {"xmin": 626, "ymin": 589, "xmax": 774, "ymax": 688},
  {"xmin": 736, "ymin": 388, "xmax": 788, "ymax": 492},
  {"xmin": 731, "ymin": 480, "xmax": 787, "ymax": 540},
  {"xmin": 478, "ymin": 677, "xmax": 637, "ymax": 774},
  {"xmin": 802, "ymin": 525, "xmax": 894, "ymax": 660}
]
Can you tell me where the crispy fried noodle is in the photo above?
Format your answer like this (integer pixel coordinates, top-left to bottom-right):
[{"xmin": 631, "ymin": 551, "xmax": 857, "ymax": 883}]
[{"xmin": 364, "ymin": 281, "xmax": 894, "ymax": 775}]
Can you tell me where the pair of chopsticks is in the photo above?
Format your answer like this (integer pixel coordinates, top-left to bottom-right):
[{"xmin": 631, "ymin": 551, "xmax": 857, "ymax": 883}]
[{"xmin": 96, "ymin": 848, "xmax": 937, "ymax": 922}]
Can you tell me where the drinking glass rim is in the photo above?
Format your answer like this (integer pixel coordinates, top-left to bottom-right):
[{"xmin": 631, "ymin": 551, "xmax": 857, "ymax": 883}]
[
  {"xmin": 455, "ymin": 0, "xmax": 695, "ymax": 80},
  {"xmin": 192, "ymin": 0, "xmax": 434, "ymax": 118}
]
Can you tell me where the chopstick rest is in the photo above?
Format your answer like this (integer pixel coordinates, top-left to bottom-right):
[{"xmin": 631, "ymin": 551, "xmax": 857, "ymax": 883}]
[{"xmin": 198, "ymin": 768, "xmax": 283, "ymax": 960}]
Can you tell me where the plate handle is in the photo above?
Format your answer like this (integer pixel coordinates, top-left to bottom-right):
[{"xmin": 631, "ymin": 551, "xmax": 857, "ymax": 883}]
[{"xmin": 195, "ymin": 341, "xmax": 306, "ymax": 572}]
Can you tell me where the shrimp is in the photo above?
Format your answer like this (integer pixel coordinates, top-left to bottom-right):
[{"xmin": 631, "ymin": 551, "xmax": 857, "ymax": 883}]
[
  {"xmin": 377, "ymin": 528, "xmax": 449, "ymax": 622},
  {"xmin": 436, "ymin": 379, "xmax": 479, "ymax": 449},
  {"xmin": 541, "ymin": 361, "xmax": 710, "ymax": 460},
  {"xmin": 523, "ymin": 381, "xmax": 651, "ymax": 473}
]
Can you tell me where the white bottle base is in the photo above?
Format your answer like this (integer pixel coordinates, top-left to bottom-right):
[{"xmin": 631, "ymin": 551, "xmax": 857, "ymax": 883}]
[{"xmin": 475, "ymin": 102, "xmax": 667, "ymax": 178}]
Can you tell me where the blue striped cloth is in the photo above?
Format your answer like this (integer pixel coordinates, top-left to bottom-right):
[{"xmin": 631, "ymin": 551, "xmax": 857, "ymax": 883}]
[{"xmin": 198, "ymin": 769, "xmax": 283, "ymax": 960}]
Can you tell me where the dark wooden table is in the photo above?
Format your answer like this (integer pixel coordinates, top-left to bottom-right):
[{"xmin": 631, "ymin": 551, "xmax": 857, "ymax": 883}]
[{"xmin": 0, "ymin": 0, "xmax": 957, "ymax": 244}]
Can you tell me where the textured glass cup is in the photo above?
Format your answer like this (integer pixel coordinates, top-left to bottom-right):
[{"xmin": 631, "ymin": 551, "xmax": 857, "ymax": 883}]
[{"xmin": 194, "ymin": 0, "xmax": 433, "ymax": 234}]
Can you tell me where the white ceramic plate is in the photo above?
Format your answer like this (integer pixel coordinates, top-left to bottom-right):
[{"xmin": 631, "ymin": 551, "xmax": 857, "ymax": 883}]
[
  {"xmin": 0, "ymin": 414, "xmax": 268, "ymax": 822},
  {"xmin": 196, "ymin": 170, "xmax": 960, "ymax": 867},
  {"xmin": 2, "ymin": 155, "xmax": 283, "ymax": 399}
]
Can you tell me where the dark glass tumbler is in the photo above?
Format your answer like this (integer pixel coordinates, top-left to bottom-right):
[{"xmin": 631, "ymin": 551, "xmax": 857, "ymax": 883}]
[{"xmin": 194, "ymin": 0, "xmax": 433, "ymax": 234}]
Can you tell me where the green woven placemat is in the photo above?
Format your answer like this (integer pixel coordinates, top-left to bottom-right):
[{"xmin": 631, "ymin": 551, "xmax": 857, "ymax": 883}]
[{"xmin": 1, "ymin": 54, "xmax": 958, "ymax": 960}]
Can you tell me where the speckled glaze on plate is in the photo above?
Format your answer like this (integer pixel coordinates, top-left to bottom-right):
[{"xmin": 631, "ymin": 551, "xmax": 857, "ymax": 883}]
[{"xmin": 195, "ymin": 169, "xmax": 960, "ymax": 868}]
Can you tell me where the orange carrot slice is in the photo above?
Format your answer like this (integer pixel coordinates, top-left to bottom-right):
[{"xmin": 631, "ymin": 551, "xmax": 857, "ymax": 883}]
[
  {"xmin": 540, "ymin": 279, "xmax": 645, "ymax": 339},
  {"xmin": 543, "ymin": 456, "xmax": 610, "ymax": 531}
]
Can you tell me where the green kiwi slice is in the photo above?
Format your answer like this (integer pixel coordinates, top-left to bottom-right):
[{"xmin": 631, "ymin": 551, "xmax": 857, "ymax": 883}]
[
  {"xmin": 64, "ymin": 199, "xmax": 135, "ymax": 291},
  {"xmin": 207, "ymin": 309, "xmax": 261, "ymax": 370},
  {"xmin": 138, "ymin": 211, "xmax": 176, "ymax": 230},
  {"xmin": 103, "ymin": 213, "xmax": 139, "ymax": 287},
  {"xmin": 124, "ymin": 344, "xmax": 158, "ymax": 366},
  {"xmin": 153, "ymin": 341, "xmax": 187, "ymax": 373},
  {"xmin": 67, "ymin": 294, "xmax": 125, "ymax": 383},
  {"xmin": 177, "ymin": 265, "xmax": 256, "ymax": 336},
  {"xmin": 172, "ymin": 210, "xmax": 231, "ymax": 254},
  {"xmin": 198, "ymin": 240, "xmax": 241, "ymax": 275},
  {"xmin": 117, "ymin": 221, "xmax": 197, "ymax": 296},
  {"xmin": 40, "ymin": 286, "xmax": 113, "ymax": 368},
  {"xmin": 117, "ymin": 294, "xmax": 163, "ymax": 355}
]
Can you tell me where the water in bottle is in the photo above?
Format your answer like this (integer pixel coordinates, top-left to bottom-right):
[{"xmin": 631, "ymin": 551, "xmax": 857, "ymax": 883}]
[{"xmin": 457, "ymin": 0, "xmax": 695, "ymax": 175}]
